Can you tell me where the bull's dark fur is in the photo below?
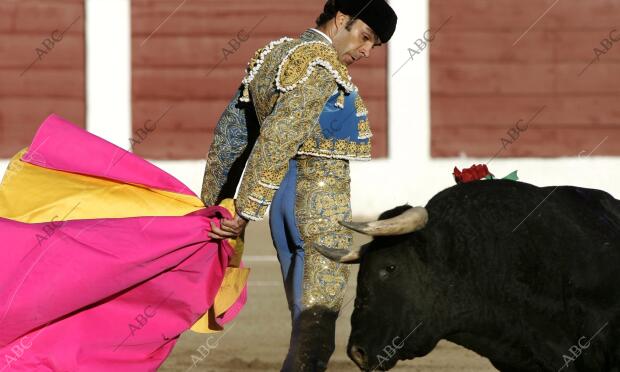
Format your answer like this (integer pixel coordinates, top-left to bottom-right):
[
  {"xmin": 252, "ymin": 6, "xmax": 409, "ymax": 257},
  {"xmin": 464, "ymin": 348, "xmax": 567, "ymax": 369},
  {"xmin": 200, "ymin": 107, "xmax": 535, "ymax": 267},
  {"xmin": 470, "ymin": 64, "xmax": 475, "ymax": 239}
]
[{"xmin": 348, "ymin": 180, "xmax": 620, "ymax": 371}]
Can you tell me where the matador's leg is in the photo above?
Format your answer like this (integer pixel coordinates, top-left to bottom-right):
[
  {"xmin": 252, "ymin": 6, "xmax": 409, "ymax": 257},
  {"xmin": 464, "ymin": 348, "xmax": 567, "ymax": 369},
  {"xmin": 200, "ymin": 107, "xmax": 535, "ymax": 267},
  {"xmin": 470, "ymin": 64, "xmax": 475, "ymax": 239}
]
[
  {"xmin": 281, "ymin": 157, "xmax": 353, "ymax": 372},
  {"xmin": 270, "ymin": 158, "xmax": 314, "ymax": 371},
  {"xmin": 270, "ymin": 159, "xmax": 305, "ymax": 322}
]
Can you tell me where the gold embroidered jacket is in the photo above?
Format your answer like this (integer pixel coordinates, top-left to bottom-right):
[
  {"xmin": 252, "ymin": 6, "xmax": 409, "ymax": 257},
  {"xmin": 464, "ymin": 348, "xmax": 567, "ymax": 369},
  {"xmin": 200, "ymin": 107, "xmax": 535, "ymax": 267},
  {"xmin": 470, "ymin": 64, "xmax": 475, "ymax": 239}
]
[{"xmin": 201, "ymin": 29, "xmax": 372, "ymax": 221}]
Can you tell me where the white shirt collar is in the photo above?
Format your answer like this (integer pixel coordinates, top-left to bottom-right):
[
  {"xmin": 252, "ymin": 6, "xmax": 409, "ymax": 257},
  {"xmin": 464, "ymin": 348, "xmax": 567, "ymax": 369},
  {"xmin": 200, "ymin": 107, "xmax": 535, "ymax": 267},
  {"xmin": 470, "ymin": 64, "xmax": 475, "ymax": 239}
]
[{"xmin": 309, "ymin": 28, "xmax": 333, "ymax": 44}]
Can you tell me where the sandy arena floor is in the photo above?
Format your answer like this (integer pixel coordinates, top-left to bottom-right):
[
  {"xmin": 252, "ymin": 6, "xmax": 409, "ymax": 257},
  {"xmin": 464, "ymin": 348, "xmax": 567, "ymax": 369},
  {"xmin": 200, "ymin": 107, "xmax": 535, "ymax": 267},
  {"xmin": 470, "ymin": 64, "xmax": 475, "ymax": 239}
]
[{"xmin": 159, "ymin": 221, "xmax": 497, "ymax": 372}]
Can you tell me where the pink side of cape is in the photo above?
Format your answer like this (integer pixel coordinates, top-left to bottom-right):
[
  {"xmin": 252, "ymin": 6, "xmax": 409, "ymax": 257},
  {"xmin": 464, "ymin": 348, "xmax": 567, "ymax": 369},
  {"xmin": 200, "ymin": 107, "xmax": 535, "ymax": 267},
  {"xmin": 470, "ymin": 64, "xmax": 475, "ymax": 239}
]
[
  {"xmin": 23, "ymin": 114, "xmax": 195, "ymax": 196},
  {"xmin": 0, "ymin": 114, "xmax": 247, "ymax": 371}
]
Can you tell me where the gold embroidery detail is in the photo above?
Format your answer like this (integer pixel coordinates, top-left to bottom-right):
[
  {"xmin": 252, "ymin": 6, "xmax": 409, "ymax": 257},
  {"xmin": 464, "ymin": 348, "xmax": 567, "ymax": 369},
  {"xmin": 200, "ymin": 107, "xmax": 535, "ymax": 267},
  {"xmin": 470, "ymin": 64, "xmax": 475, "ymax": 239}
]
[
  {"xmin": 358, "ymin": 118, "xmax": 373, "ymax": 140},
  {"xmin": 334, "ymin": 139, "xmax": 349, "ymax": 154},
  {"xmin": 240, "ymin": 37, "xmax": 293, "ymax": 103},
  {"xmin": 276, "ymin": 41, "xmax": 355, "ymax": 93},
  {"xmin": 296, "ymin": 157, "xmax": 352, "ymax": 311},
  {"xmin": 297, "ymin": 137, "xmax": 371, "ymax": 161},
  {"xmin": 355, "ymin": 94, "xmax": 368, "ymax": 117},
  {"xmin": 318, "ymin": 139, "xmax": 333, "ymax": 153},
  {"xmin": 236, "ymin": 195, "xmax": 269, "ymax": 221},
  {"xmin": 261, "ymin": 169, "xmax": 286, "ymax": 189},
  {"xmin": 241, "ymin": 86, "xmax": 250, "ymax": 102},
  {"xmin": 258, "ymin": 180, "xmax": 279, "ymax": 190},
  {"xmin": 336, "ymin": 91, "xmax": 345, "ymax": 108},
  {"xmin": 247, "ymin": 184, "xmax": 276, "ymax": 205},
  {"xmin": 237, "ymin": 208, "xmax": 264, "ymax": 222}
]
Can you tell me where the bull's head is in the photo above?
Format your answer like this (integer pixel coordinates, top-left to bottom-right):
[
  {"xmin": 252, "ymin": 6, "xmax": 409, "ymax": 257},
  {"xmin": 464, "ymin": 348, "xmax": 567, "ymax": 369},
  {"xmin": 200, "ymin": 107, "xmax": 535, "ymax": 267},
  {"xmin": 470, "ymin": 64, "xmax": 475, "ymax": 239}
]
[{"xmin": 314, "ymin": 205, "xmax": 445, "ymax": 371}]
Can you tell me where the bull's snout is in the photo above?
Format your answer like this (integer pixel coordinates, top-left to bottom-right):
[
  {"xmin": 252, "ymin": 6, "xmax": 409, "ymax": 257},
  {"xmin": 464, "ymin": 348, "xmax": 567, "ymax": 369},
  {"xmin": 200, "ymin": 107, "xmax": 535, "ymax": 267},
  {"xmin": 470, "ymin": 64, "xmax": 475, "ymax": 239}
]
[{"xmin": 349, "ymin": 344, "xmax": 369, "ymax": 369}]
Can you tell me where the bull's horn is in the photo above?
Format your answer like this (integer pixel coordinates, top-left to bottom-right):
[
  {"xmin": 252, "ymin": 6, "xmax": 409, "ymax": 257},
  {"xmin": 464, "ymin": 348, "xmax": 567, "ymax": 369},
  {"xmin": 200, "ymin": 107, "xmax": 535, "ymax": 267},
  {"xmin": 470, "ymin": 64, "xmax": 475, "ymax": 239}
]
[
  {"xmin": 310, "ymin": 243, "xmax": 362, "ymax": 264},
  {"xmin": 340, "ymin": 206, "xmax": 428, "ymax": 236}
]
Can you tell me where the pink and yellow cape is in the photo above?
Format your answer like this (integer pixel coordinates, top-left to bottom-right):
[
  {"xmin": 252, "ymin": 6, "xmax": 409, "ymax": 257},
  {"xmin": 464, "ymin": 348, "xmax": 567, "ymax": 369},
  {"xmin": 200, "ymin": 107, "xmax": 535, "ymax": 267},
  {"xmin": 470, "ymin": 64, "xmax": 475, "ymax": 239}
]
[{"xmin": 0, "ymin": 114, "xmax": 249, "ymax": 371}]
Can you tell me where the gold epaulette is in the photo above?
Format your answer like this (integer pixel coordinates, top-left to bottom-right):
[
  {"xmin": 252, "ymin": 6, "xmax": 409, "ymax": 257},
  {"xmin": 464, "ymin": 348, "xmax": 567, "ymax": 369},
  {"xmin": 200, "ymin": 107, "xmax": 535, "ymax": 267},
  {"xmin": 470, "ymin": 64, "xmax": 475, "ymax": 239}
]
[
  {"xmin": 240, "ymin": 36, "xmax": 293, "ymax": 102},
  {"xmin": 275, "ymin": 41, "xmax": 356, "ymax": 95}
]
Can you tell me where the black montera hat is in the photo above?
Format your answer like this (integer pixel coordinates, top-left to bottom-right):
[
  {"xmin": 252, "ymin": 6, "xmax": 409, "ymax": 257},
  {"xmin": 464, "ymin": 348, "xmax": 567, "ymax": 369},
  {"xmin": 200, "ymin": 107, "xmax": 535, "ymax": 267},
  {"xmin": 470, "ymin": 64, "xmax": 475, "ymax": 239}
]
[{"xmin": 335, "ymin": 0, "xmax": 398, "ymax": 43}]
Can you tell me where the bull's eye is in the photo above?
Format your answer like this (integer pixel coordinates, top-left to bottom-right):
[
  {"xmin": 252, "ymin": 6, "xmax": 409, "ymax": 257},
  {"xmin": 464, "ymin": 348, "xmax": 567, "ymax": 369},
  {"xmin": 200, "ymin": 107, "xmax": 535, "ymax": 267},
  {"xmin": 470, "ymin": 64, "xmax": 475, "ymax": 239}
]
[{"xmin": 379, "ymin": 265, "xmax": 397, "ymax": 280}]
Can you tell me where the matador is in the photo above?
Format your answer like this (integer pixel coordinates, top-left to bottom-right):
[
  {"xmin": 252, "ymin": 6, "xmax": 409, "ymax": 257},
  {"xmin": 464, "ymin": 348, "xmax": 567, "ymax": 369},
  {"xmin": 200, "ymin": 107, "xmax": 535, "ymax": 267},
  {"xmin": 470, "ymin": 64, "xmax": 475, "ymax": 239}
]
[{"xmin": 201, "ymin": 0, "xmax": 397, "ymax": 370}]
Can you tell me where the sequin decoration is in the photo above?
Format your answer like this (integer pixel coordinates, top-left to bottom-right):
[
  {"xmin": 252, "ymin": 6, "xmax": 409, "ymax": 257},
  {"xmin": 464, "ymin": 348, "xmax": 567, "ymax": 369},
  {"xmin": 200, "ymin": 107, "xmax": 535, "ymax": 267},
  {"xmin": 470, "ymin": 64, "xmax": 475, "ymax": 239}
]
[{"xmin": 295, "ymin": 157, "xmax": 353, "ymax": 311}]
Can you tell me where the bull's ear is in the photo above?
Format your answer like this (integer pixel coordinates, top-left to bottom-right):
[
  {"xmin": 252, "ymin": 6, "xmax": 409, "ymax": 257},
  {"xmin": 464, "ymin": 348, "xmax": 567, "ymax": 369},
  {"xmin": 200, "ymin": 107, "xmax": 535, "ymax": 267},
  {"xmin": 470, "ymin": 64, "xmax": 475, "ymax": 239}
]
[{"xmin": 310, "ymin": 243, "xmax": 363, "ymax": 264}]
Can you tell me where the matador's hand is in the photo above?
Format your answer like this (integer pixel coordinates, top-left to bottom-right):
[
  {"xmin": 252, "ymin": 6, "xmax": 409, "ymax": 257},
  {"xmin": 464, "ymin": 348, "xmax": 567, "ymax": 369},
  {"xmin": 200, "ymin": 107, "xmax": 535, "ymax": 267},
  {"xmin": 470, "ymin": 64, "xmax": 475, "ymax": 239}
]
[{"xmin": 208, "ymin": 214, "xmax": 248, "ymax": 240}]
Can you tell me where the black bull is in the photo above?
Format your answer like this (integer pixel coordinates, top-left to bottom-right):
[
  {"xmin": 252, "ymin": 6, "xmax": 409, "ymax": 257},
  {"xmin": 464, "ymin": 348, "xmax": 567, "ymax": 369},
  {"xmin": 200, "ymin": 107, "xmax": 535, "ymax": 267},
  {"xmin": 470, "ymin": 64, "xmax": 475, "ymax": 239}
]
[{"xmin": 316, "ymin": 179, "xmax": 620, "ymax": 371}]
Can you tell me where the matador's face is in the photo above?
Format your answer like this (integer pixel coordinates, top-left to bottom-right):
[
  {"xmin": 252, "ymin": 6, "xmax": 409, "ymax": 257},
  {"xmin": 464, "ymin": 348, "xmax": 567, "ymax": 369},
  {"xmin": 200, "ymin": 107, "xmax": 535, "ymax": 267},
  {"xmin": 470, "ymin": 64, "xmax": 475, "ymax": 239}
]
[{"xmin": 331, "ymin": 16, "xmax": 381, "ymax": 66}]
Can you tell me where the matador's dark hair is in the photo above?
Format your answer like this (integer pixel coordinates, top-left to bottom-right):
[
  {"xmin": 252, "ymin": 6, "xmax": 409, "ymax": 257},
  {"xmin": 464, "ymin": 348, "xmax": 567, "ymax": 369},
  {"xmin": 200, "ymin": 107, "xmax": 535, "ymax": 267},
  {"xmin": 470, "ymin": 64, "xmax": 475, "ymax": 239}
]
[
  {"xmin": 315, "ymin": 0, "xmax": 337, "ymax": 27},
  {"xmin": 315, "ymin": 0, "xmax": 355, "ymax": 29}
]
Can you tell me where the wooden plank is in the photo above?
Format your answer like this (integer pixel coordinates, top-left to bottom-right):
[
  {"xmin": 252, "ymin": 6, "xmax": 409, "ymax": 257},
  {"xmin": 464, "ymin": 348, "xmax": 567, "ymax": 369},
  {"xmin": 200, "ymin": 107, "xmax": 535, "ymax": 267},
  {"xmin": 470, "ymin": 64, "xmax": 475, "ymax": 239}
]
[
  {"xmin": 0, "ymin": 2, "xmax": 13, "ymax": 32},
  {"xmin": 431, "ymin": 63, "xmax": 620, "ymax": 95},
  {"xmin": 430, "ymin": 0, "xmax": 619, "ymax": 32},
  {"xmin": 431, "ymin": 126, "xmax": 620, "ymax": 158},
  {"xmin": 557, "ymin": 63, "xmax": 620, "ymax": 93},
  {"xmin": 550, "ymin": 0, "xmax": 620, "ymax": 30},
  {"xmin": 430, "ymin": 31, "xmax": 552, "ymax": 63},
  {"xmin": 132, "ymin": 0, "xmax": 322, "ymax": 19},
  {"xmin": 431, "ymin": 63, "xmax": 556, "ymax": 95},
  {"xmin": 429, "ymin": 0, "xmax": 620, "ymax": 159},
  {"xmin": 0, "ymin": 34, "xmax": 84, "ymax": 69},
  {"xmin": 133, "ymin": 12, "xmax": 317, "ymax": 37},
  {"xmin": 134, "ymin": 70, "xmax": 245, "ymax": 100},
  {"xmin": 131, "ymin": 130, "xmax": 213, "ymax": 160},
  {"xmin": 0, "ymin": 0, "xmax": 84, "ymax": 158},
  {"xmin": 429, "ymin": 31, "xmax": 620, "ymax": 63},
  {"xmin": 0, "ymin": 97, "xmax": 84, "ymax": 158},
  {"xmin": 0, "ymin": 69, "xmax": 84, "ymax": 97},
  {"xmin": 431, "ymin": 95, "xmax": 620, "ymax": 127},
  {"xmin": 0, "ymin": 98, "xmax": 84, "ymax": 127},
  {"xmin": 132, "ymin": 100, "xmax": 228, "ymax": 132},
  {"xmin": 0, "ymin": 1, "xmax": 83, "ymax": 32},
  {"xmin": 556, "ymin": 31, "xmax": 620, "ymax": 63},
  {"xmin": 430, "ymin": 0, "xmax": 560, "ymax": 32}
]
